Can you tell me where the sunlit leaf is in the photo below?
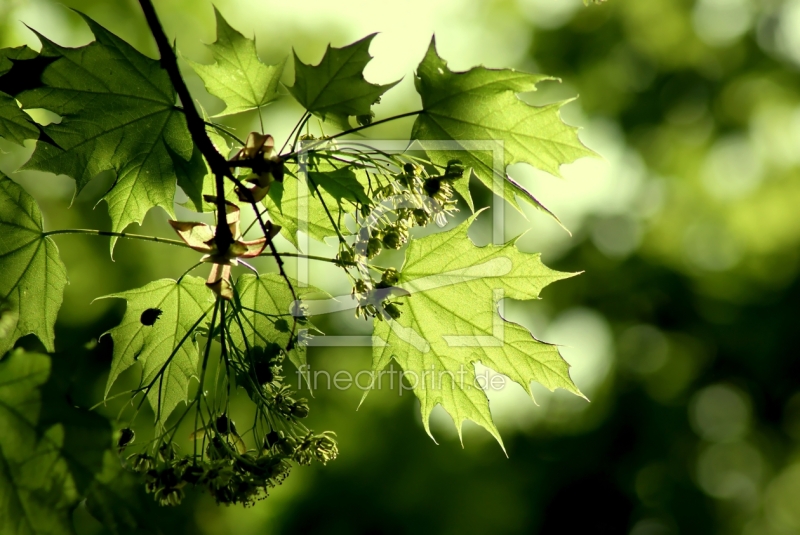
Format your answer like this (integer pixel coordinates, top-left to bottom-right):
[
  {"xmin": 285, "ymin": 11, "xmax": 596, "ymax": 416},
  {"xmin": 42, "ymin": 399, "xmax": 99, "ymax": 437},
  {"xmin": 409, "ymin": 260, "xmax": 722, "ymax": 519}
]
[
  {"xmin": 288, "ymin": 34, "xmax": 398, "ymax": 126},
  {"xmin": 15, "ymin": 14, "xmax": 205, "ymax": 252},
  {"xmin": 308, "ymin": 166, "xmax": 371, "ymax": 206},
  {"xmin": 0, "ymin": 173, "xmax": 68, "ymax": 356},
  {"xmin": 412, "ymin": 38, "xmax": 595, "ymax": 216},
  {"xmin": 99, "ymin": 277, "xmax": 215, "ymax": 422},
  {"xmin": 264, "ymin": 169, "xmax": 340, "ymax": 248},
  {"xmin": 190, "ymin": 8, "xmax": 286, "ymax": 117},
  {"xmin": 369, "ymin": 214, "xmax": 582, "ymax": 446},
  {"xmin": 232, "ymin": 273, "xmax": 328, "ymax": 375}
]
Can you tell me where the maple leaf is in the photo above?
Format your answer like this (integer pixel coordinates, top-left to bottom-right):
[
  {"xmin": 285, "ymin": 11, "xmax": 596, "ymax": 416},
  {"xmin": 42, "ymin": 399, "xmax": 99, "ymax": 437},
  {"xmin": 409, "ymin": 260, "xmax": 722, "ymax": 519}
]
[
  {"xmin": 264, "ymin": 166, "xmax": 341, "ymax": 248},
  {"xmin": 288, "ymin": 34, "xmax": 399, "ymax": 127},
  {"xmin": 368, "ymin": 213, "xmax": 583, "ymax": 446},
  {"xmin": 411, "ymin": 38, "xmax": 595, "ymax": 219},
  {"xmin": 0, "ymin": 46, "xmax": 40, "ymax": 146},
  {"xmin": 0, "ymin": 350, "xmax": 114, "ymax": 535},
  {"xmin": 231, "ymin": 273, "xmax": 328, "ymax": 383},
  {"xmin": 0, "ymin": 173, "xmax": 68, "ymax": 356},
  {"xmin": 190, "ymin": 8, "xmax": 286, "ymax": 117},
  {"xmin": 99, "ymin": 277, "xmax": 215, "ymax": 422},
  {"xmin": 14, "ymin": 13, "xmax": 206, "ymax": 252}
]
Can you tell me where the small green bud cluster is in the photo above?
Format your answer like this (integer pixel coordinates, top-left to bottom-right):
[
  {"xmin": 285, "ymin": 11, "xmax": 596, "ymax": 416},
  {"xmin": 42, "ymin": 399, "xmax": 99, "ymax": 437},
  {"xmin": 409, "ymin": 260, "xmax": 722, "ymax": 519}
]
[
  {"xmin": 352, "ymin": 159, "xmax": 462, "ymax": 264},
  {"xmin": 130, "ymin": 445, "xmax": 292, "ymax": 507}
]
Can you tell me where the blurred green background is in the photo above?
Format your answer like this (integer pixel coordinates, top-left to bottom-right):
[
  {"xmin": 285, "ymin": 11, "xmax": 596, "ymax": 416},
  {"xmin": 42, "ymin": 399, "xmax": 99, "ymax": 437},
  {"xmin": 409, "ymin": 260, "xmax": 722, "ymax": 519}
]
[{"xmin": 3, "ymin": 0, "xmax": 800, "ymax": 533}]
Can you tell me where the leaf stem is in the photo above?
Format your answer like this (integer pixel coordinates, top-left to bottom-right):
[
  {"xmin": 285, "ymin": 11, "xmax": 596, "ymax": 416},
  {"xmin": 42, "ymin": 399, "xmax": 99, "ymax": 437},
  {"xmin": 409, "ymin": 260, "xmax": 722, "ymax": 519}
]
[
  {"xmin": 204, "ymin": 120, "xmax": 245, "ymax": 146},
  {"xmin": 43, "ymin": 229, "xmax": 188, "ymax": 248},
  {"xmin": 230, "ymin": 110, "xmax": 425, "ymax": 169}
]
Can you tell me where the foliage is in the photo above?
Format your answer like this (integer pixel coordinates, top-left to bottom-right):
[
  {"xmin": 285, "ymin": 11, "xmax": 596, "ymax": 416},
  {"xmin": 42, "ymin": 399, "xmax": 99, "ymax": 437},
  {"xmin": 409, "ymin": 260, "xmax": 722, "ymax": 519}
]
[
  {"xmin": 0, "ymin": 173, "xmax": 67, "ymax": 356},
  {"xmin": 0, "ymin": 0, "xmax": 597, "ymax": 529}
]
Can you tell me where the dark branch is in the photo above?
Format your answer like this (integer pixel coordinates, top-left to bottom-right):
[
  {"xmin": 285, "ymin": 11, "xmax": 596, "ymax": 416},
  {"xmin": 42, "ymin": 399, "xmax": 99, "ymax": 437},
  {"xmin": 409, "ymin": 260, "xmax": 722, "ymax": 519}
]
[{"xmin": 137, "ymin": 0, "xmax": 233, "ymax": 254}]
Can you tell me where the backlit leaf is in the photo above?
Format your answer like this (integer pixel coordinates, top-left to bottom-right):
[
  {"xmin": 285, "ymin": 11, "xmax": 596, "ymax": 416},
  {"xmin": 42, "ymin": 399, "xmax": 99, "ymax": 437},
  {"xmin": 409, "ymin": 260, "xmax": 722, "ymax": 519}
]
[
  {"xmin": 15, "ymin": 14, "xmax": 205, "ymax": 252},
  {"xmin": 0, "ymin": 173, "xmax": 68, "ymax": 356},
  {"xmin": 288, "ymin": 34, "xmax": 398, "ymax": 127},
  {"xmin": 369, "ymin": 214, "xmax": 582, "ymax": 446},
  {"xmin": 411, "ymin": 38, "xmax": 595, "ymax": 217},
  {"xmin": 190, "ymin": 8, "xmax": 286, "ymax": 117},
  {"xmin": 99, "ymin": 276, "xmax": 214, "ymax": 422}
]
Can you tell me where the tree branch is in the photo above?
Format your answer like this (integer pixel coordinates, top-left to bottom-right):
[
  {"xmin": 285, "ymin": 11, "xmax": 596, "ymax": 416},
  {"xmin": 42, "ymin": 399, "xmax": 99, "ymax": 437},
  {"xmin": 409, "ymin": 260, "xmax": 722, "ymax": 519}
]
[
  {"xmin": 137, "ymin": 0, "xmax": 233, "ymax": 254},
  {"xmin": 137, "ymin": 0, "xmax": 299, "ymax": 345}
]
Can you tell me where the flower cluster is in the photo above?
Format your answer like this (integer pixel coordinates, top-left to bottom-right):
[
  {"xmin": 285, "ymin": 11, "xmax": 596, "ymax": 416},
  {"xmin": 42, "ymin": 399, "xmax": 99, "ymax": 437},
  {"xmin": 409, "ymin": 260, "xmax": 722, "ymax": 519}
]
[{"xmin": 342, "ymin": 159, "xmax": 464, "ymax": 321}]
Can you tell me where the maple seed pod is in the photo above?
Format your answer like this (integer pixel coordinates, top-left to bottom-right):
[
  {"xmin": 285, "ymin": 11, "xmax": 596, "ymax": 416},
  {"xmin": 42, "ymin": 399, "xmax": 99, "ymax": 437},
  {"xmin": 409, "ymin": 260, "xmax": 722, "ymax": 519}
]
[
  {"xmin": 117, "ymin": 428, "xmax": 135, "ymax": 450},
  {"xmin": 140, "ymin": 308, "xmax": 163, "ymax": 326}
]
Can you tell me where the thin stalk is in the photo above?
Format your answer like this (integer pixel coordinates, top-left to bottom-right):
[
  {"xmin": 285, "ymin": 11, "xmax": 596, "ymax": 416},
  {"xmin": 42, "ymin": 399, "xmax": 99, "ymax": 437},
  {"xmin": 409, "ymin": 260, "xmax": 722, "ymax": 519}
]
[
  {"xmin": 281, "ymin": 110, "xmax": 424, "ymax": 161},
  {"xmin": 43, "ymin": 229, "xmax": 188, "ymax": 248}
]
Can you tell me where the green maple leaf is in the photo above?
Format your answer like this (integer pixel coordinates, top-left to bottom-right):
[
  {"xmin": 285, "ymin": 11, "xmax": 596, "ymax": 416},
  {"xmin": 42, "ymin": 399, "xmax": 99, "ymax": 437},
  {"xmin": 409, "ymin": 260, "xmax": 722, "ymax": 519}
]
[
  {"xmin": 0, "ymin": 174, "xmax": 68, "ymax": 356},
  {"xmin": 411, "ymin": 38, "xmax": 595, "ymax": 218},
  {"xmin": 0, "ymin": 351, "xmax": 76, "ymax": 535},
  {"xmin": 308, "ymin": 165, "xmax": 371, "ymax": 207},
  {"xmin": 231, "ymin": 273, "xmax": 327, "ymax": 378},
  {"xmin": 99, "ymin": 277, "xmax": 214, "ymax": 422},
  {"xmin": 15, "ymin": 13, "xmax": 205, "ymax": 251},
  {"xmin": 369, "ymin": 214, "xmax": 582, "ymax": 446},
  {"xmin": 179, "ymin": 121, "xmax": 237, "ymax": 212},
  {"xmin": 0, "ymin": 46, "xmax": 40, "ymax": 146},
  {"xmin": 0, "ymin": 349, "xmax": 113, "ymax": 535},
  {"xmin": 85, "ymin": 449, "xmax": 199, "ymax": 534},
  {"xmin": 265, "ymin": 170, "xmax": 340, "ymax": 248},
  {"xmin": 288, "ymin": 34, "xmax": 398, "ymax": 126},
  {"xmin": 190, "ymin": 8, "xmax": 286, "ymax": 117}
]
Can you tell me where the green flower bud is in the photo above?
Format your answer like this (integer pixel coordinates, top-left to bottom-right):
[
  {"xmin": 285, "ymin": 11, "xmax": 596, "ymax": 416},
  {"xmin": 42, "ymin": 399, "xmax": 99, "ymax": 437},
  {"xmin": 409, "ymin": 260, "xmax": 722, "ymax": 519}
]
[
  {"xmin": 381, "ymin": 268, "xmax": 399, "ymax": 286},
  {"xmin": 290, "ymin": 402, "xmax": 310, "ymax": 419},
  {"xmin": 181, "ymin": 464, "xmax": 205, "ymax": 485},
  {"xmin": 412, "ymin": 208, "xmax": 429, "ymax": 226},
  {"xmin": 313, "ymin": 432, "xmax": 339, "ymax": 464},
  {"xmin": 445, "ymin": 159, "xmax": 465, "ymax": 178},
  {"xmin": 157, "ymin": 486, "xmax": 184, "ymax": 507},
  {"xmin": 279, "ymin": 436, "xmax": 296, "ymax": 456},
  {"xmin": 367, "ymin": 237, "xmax": 383, "ymax": 258},
  {"xmin": 130, "ymin": 453, "xmax": 154, "ymax": 473},
  {"xmin": 117, "ymin": 428, "xmax": 135, "ymax": 450},
  {"xmin": 382, "ymin": 230, "xmax": 403, "ymax": 250},
  {"xmin": 384, "ymin": 302, "xmax": 402, "ymax": 320},
  {"xmin": 338, "ymin": 249, "xmax": 354, "ymax": 264}
]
